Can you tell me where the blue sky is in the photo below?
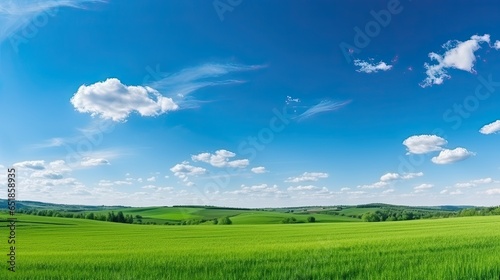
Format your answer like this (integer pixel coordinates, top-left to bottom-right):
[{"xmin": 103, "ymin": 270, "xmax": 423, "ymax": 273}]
[{"xmin": 0, "ymin": 0, "xmax": 499, "ymax": 207}]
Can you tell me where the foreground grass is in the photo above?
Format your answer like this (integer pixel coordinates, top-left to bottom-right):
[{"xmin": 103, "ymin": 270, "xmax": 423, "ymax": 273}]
[{"xmin": 1, "ymin": 214, "xmax": 499, "ymax": 279}]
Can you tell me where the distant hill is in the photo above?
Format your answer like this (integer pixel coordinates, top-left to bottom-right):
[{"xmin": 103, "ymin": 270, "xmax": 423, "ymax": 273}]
[{"xmin": 0, "ymin": 199, "xmax": 127, "ymax": 211}]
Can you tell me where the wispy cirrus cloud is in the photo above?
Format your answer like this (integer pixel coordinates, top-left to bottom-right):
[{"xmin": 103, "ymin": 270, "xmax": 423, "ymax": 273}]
[
  {"xmin": 146, "ymin": 63, "xmax": 265, "ymax": 108},
  {"xmin": 0, "ymin": 0, "xmax": 104, "ymax": 44},
  {"xmin": 296, "ymin": 100, "xmax": 351, "ymax": 121}
]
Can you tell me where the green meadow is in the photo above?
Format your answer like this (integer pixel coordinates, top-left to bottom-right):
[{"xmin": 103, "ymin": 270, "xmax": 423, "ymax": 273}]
[{"xmin": 1, "ymin": 212, "xmax": 499, "ymax": 279}]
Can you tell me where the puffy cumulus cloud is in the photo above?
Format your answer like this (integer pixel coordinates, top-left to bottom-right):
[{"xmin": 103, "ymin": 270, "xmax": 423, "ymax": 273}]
[
  {"xmin": 479, "ymin": 120, "xmax": 500, "ymax": 135},
  {"xmin": 403, "ymin": 135, "xmax": 447, "ymax": 154},
  {"xmin": 170, "ymin": 161, "xmax": 206, "ymax": 186},
  {"xmin": 354, "ymin": 59, "xmax": 392, "ymax": 73},
  {"xmin": 141, "ymin": 185, "xmax": 174, "ymax": 192},
  {"xmin": 146, "ymin": 176, "xmax": 156, "ymax": 182},
  {"xmin": 380, "ymin": 172, "xmax": 423, "ymax": 182},
  {"xmin": 98, "ymin": 180, "xmax": 132, "ymax": 187},
  {"xmin": 287, "ymin": 185, "xmax": 320, "ymax": 191},
  {"xmin": 485, "ymin": 189, "xmax": 500, "ymax": 195},
  {"xmin": 420, "ymin": 34, "xmax": 492, "ymax": 87},
  {"xmin": 431, "ymin": 148, "xmax": 475, "ymax": 164},
  {"xmin": 494, "ymin": 41, "xmax": 500, "ymax": 50},
  {"xmin": 455, "ymin": 178, "xmax": 495, "ymax": 188},
  {"xmin": 13, "ymin": 160, "xmax": 46, "ymax": 170},
  {"xmin": 191, "ymin": 150, "xmax": 249, "ymax": 168},
  {"xmin": 226, "ymin": 184, "xmax": 286, "ymax": 197},
  {"xmin": 285, "ymin": 172, "xmax": 329, "ymax": 183},
  {"xmin": 414, "ymin": 183, "xmax": 433, "ymax": 193},
  {"xmin": 31, "ymin": 170, "xmax": 64, "ymax": 180},
  {"xmin": 358, "ymin": 181, "xmax": 389, "ymax": 189},
  {"xmin": 441, "ymin": 188, "xmax": 465, "ymax": 195},
  {"xmin": 70, "ymin": 78, "xmax": 179, "ymax": 122},
  {"xmin": 251, "ymin": 166, "xmax": 267, "ymax": 174},
  {"xmin": 359, "ymin": 172, "xmax": 423, "ymax": 189},
  {"xmin": 81, "ymin": 157, "xmax": 110, "ymax": 167},
  {"xmin": 380, "ymin": 173, "xmax": 399, "ymax": 182}
]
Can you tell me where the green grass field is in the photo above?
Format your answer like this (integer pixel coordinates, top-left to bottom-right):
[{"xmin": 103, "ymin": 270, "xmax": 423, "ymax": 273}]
[{"xmin": 1, "ymin": 213, "xmax": 499, "ymax": 279}]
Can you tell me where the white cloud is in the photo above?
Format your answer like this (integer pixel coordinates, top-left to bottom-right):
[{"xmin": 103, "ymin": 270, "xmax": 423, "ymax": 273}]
[
  {"xmin": 403, "ymin": 135, "xmax": 447, "ymax": 154},
  {"xmin": 285, "ymin": 172, "xmax": 329, "ymax": 183},
  {"xmin": 227, "ymin": 184, "xmax": 286, "ymax": 197},
  {"xmin": 380, "ymin": 173, "xmax": 399, "ymax": 182},
  {"xmin": 485, "ymin": 188, "xmax": 500, "ymax": 195},
  {"xmin": 13, "ymin": 160, "xmax": 45, "ymax": 170},
  {"xmin": 401, "ymin": 172, "xmax": 424, "ymax": 179},
  {"xmin": 455, "ymin": 178, "xmax": 494, "ymax": 188},
  {"xmin": 191, "ymin": 150, "xmax": 249, "ymax": 168},
  {"xmin": 146, "ymin": 176, "xmax": 156, "ymax": 182},
  {"xmin": 31, "ymin": 170, "xmax": 63, "ymax": 180},
  {"xmin": 359, "ymin": 172, "xmax": 423, "ymax": 189},
  {"xmin": 420, "ymin": 34, "xmax": 491, "ymax": 87},
  {"xmin": 71, "ymin": 78, "xmax": 179, "ymax": 122},
  {"xmin": 296, "ymin": 100, "xmax": 351, "ymax": 121},
  {"xmin": 382, "ymin": 189, "xmax": 395, "ymax": 194},
  {"xmin": 98, "ymin": 180, "xmax": 132, "ymax": 187},
  {"xmin": 354, "ymin": 59, "xmax": 392, "ymax": 73},
  {"xmin": 494, "ymin": 41, "xmax": 500, "ymax": 50},
  {"xmin": 251, "ymin": 166, "xmax": 267, "ymax": 174},
  {"xmin": 340, "ymin": 187, "xmax": 351, "ymax": 192},
  {"xmin": 81, "ymin": 157, "xmax": 110, "ymax": 167},
  {"xmin": 358, "ymin": 181, "xmax": 389, "ymax": 189},
  {"xmin": 450, "ymin": 190, "xmax": 463, "ymax": 195},
  {"xmin": 479, "ymin": 120, "xmax": 500, "ymax": 135},
  {"xmin": 170, "ymin": 161, "xmax": 206, "ymax": 186},
  {"xmin": 414, "ymin": 184, "xmax": 433, "ymax": 193},
  {"xmin": 287, "ymin": 185, "xmax": 320, "ymax": 191},
  {"xmin": 431, "ymin": 148, "xmax": 475, "ymax": 164},
  {"xmin": 380, "ymin": 172, "xmax": 423, "ymax": 182}
]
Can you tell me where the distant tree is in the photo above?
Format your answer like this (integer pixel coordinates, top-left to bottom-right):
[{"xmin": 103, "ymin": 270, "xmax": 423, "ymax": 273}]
[
  {"xmin": 135, "ymin": 214, "xmax": 143, "ymax": 219},
  {"xmin": 107, "ymin": 211, "xmax": 116, "ymax": 222},
  {"xmin": 86, "ymin": 212, "xmax": 95, "ymax": 220},
  {"xmin": 282, "ymin": 217, "xmax": 298, "ymax": 224},
  {"xmin": 212, "ymin": 219, "xmax": 218, "ymax": 225},
  {"xmin": 307, "ymin": 216, "xmax": 316, "ymax": 223},
  {"xmin": 218, "ymin": 217, "xmax": 232, "ymax": 225},
  {"xmin": 116, "ymin": 211, "xmax": 126, "ymax": 223},
  {"xmin": 125, "ymin": 214, "xmax": 133, "ymax": 224},
  {"xmin": 362, "ymin": 212, "xmax": 380, "ymax": 222}
]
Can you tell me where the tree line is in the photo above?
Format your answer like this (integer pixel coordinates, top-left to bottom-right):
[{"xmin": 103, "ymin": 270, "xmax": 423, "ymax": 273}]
[
  {"xmin": 17, "ymin": 208, "xmax": 135, "ymax": 224},
  {"xmin": 361, "ymin": 206, "xmax": 500, "ymax": 222}
]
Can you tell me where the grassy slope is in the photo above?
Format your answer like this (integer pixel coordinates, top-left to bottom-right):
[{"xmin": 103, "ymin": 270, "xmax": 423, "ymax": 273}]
[
  {"xmin": 86, "ymin": 207, "xmax": 360, "ymax": 224},
  {"xmin": 1, "ymin": 214, "xmax": 499, "ymax": 279}
]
